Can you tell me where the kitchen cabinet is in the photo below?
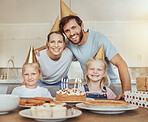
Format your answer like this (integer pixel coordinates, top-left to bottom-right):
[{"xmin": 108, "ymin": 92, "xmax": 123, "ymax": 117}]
[
  {"xmin": 124, "ymin": 23, "xmax": 148, "ymax": 67},
  {"xmin": 108, "ymin": 22, "xmax": 148, "ymax": 67},
  {"xmin": 124, "ymin": 37, "xmax": 142, "ymax": 67}
]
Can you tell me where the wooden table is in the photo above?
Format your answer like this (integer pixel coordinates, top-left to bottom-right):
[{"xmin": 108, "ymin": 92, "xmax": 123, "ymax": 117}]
[{"xmin": 0, "ymin": 107, "xmax": 148, "ymax": 122}]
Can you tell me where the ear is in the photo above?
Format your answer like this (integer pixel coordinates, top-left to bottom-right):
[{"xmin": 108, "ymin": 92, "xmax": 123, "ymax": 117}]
[
  {"xmin": 46, "ymin": 40, "xmax": 49, "ymax": 44},
  {"xmin": 81, "ymin": 22, "xmax": 84, "ymax": 31},
  {"xmin": 39, "ymin": 72, "xmax": 42, "ymax": 78},
  {"xmin": 46, "ymin": 40, "xmax": 49, "ymax": 48}
]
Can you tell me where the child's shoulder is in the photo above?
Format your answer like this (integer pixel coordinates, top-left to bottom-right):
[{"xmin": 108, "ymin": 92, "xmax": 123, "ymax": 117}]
[
  {"xmin": 12, "ymin": 85, "xmax": 24, "ymax": 93},
  {"xmin": 13, "ymin": 85, "xmax": 24, "ymax": 90}
]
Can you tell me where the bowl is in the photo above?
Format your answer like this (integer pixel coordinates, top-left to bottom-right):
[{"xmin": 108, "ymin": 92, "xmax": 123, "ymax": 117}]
[{"xmin": 0, "ymin": 94, "xmax": 20, "ymax": 114}]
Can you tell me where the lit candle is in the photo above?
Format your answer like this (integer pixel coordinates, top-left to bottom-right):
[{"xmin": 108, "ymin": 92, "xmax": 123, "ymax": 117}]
[
  {"xmin": 74, "ymin": 79, "xmax": 77, "ymax": 92},
  {"xmin": 66, "ymin": 79, "xmax": 69, "ymax": 88},
  {"xmin": 77, "ymin": 78, "xmax": 79, "ymax": 89},
  {"xmin": 60, "ymin": 78, "xmax": 63, "ymax": 89},
  {"xmin": 63, "ymin": 79, "xmax": 65, "ymax": 89},
  {"xmin": 79, "ymin": 79, "xmax": 82, "ymax": 88}
]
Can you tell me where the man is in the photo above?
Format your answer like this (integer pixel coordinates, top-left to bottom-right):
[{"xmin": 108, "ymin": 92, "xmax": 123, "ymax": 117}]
[{"xmin": 59, "ymin": 15, "xmax": 131, "ymax": 99}]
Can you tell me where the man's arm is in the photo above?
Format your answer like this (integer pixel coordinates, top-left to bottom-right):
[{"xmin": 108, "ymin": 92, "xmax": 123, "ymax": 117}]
[
  {"xmin": 34, "ymin": 45, "xmax": 47, "ymax": 56},
  {"xmin": 110, "ymin": 53, "xmax": 131, "ymax": 99},
  {"xmin": 35, "ymin": 45, "xmax": 47, "ymax": 52}
]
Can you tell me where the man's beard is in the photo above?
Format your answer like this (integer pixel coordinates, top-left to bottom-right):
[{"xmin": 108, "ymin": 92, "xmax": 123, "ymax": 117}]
[{"xmin": 68, "ymin": 29, "xmax": 83, "ymax": 45}]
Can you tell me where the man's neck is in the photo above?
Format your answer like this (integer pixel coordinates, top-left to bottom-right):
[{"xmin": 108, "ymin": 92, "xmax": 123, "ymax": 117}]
[{"xmin": 78, "ymin": 31, "xmax": 89, "ymax": 46}]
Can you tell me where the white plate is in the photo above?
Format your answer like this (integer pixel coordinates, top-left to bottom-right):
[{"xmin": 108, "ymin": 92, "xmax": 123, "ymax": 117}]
[
  {"xmin": 19, "ymin": 109, "xmax": 82, "ymax": 122},
  {"xmin": 76, "ymin": 103, "xmax": 139, "ymax": 114},
  {"xmin": 19, "ymin": 105, "xmax": 32, "ymax": 108}
]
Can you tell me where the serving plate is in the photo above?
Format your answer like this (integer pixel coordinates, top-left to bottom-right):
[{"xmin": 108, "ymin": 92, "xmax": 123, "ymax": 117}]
[
  {"xmin": 19, "ymin": 108, "xmax": 82, "ymax": 122},
  {"xmin": 76, "ymin": 103, "xmax": 138, "ymax": 114}
]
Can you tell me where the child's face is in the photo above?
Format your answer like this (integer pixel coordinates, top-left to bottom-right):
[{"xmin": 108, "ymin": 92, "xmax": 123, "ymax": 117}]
[
  {"xmin": 86, "ymin": 60, "xmax": 106, "ymax": 82},
  {"xmin": 23, "ymin": 65, "xmax": 41, "ymax": 87}
]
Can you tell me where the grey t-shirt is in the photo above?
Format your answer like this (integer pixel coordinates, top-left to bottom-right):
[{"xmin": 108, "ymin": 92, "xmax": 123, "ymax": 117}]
[
  {"xmin": 67, "ymin": 29, "xmax": 118, "ymax": 84},
  {"xmin": 36, "ymin": 48, "xmax": 73, "ymax": 84}
]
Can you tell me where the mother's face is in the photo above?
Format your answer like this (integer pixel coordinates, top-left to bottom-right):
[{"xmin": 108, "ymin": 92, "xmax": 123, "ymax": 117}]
[{"xmin": 47, "ymin": 33, "xmax": 65, "ymax": 57}]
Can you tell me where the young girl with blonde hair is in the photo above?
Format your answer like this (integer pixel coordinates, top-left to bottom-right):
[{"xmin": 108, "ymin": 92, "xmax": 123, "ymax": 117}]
[
  {"xmin": 12, "ymin": 46, "xmax": 52, "ymax": 98},
  {"xmin": 79, "ymin": 57, "xmax": 116, "ymax": 99}
]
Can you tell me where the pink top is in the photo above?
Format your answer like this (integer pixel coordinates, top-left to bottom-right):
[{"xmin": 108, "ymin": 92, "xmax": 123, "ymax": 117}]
[{"xmin": 79, "ymin": 85, "xmax": 116, "ymax": 99}]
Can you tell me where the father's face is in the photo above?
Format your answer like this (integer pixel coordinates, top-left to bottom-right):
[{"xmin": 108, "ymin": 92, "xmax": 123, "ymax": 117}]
[{"xmin": 63, "ymin": 19, "xmax": 83, "ymax": 45}]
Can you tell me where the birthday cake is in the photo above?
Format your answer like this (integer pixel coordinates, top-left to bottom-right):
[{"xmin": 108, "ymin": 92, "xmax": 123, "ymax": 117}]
[{"xmin": 56, "ymin": 88, "xmax": 86, "ymax": 101}]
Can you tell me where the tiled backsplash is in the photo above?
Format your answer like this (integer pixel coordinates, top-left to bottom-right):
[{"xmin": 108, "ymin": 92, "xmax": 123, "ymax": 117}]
[
  {"xmin": 0, "ymin": 61, "xmax": 148, "ymax": 83},
  {"xmin": 129, "ymin": 67, "xmax": 148, "ymax": 80}
]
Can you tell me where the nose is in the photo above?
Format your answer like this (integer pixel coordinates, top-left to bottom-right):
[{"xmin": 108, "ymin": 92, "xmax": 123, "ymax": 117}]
[
  {"xmin": 93, "ymin": 69, "xmax": 98, "ymax": 74},
  {"xmin": 70, "ymin": 29, "xmax": 75, "ymax": 36},
  {"xmin": 28, "ymin": 74, "xmax": 32, "ymax": 79},
  {"xmin": 55, "ymin": 41, "xmax": 58, "ymax": 47}
]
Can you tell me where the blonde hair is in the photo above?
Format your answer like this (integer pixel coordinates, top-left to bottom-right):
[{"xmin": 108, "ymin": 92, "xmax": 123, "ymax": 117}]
[
  {"xmin": 22, "ymin": 63, "xmax": 41, "ymax": 74},
  {"xmin": 85, "ymin": 57, "xmax": 111, "ymax": 91}
]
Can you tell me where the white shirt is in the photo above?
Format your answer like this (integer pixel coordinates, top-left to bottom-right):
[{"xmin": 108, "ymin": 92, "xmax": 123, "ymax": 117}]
[{"xmin": 11, "ymin": 85, "xmax": 52, "ymax": 98}]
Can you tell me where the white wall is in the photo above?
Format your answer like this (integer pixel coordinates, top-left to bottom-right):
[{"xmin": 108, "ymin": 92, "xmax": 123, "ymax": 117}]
[{"xmin": 0, "ymin": 20, "xmax": 148, "ymax": 67}]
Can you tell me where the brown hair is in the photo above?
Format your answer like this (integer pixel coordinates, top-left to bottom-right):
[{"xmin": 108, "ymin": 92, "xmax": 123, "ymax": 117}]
[
  {"xmin": 47, "ymin": 31, "xmax": 65, "ymax": 42},
  {"xmin": 85, "ymin": 57, "xmax": 111, "ymax": 91},
  {"xmin": 59, "ymin": 15, "xmax": 82, "ymax": 34}
]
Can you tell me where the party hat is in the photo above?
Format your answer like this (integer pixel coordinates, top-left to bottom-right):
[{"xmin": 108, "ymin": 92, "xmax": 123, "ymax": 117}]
[
  {"xmin": 60, "ymin": 0, "xmax": 75, "ymax": 18},
  {"xmin": 25, "ymin": 46, "xmax": 38, "ymax": 64},
  {"xmin": 50, "ymin": 16, "xmax": 60, "ymax": 32},
  {"xmin": 94, "ymin": 44, "xmax": 104, "ymax": 60}
]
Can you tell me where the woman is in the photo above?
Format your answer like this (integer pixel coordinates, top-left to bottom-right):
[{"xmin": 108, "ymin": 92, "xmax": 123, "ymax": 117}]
[{"xmin": 36, "ymin": 31, "xmax": 74, "ymax": 86}]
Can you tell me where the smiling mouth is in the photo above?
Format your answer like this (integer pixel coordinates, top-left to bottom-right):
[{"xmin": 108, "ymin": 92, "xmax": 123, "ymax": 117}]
[
  {"xmin": 71, "ymin": 35, "xmax": 78, "ymax": 39},
  {"xmin": 28, "ymin": 80, "xmax": 33, "ymax": 82},
  {"xmin": 53, "ymin": 48, "xmax": 60, "ymax": 52},
  {"xmin": 91, "ymin": 75, "xmax": 99, "ymax": 77}
]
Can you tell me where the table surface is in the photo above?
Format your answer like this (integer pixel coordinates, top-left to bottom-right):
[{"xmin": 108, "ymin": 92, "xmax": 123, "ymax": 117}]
[{"xmin": 0, "ymin": 106, "xmax": 148, "ymax": 122}]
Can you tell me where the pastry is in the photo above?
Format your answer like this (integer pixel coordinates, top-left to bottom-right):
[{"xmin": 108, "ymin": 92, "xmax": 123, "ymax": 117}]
[{"xmin": 83, "ymin": 99, "xmax": 130, "ymax": 107}]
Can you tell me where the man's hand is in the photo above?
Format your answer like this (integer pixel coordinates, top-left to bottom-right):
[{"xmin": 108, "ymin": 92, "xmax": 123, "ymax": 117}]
[
  {"xmin": 34, "ymin": 49, "xmax": 40, "ymax": 56},
  {"xmin": 34, "ymin": 45, "xmax": 47, "ymax": 56},
  {"xmin": 117, "ymin": 93, "xmax": 125, "ymax": 100}
]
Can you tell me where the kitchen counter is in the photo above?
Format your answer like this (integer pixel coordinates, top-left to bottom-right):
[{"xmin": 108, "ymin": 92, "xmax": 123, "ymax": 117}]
[
  {"xmin": 0, "ymin": 107, "xmax": 148, "ymax": 122},
  {"xmin": 0, "ymin": 80, "xmax": 22, "ymax": 84}
]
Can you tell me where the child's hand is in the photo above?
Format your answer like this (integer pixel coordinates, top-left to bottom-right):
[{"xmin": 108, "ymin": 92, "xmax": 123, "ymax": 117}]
[{"xmin": 117, "ymin": 93, "xmax": 125, "ymax": 100}]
